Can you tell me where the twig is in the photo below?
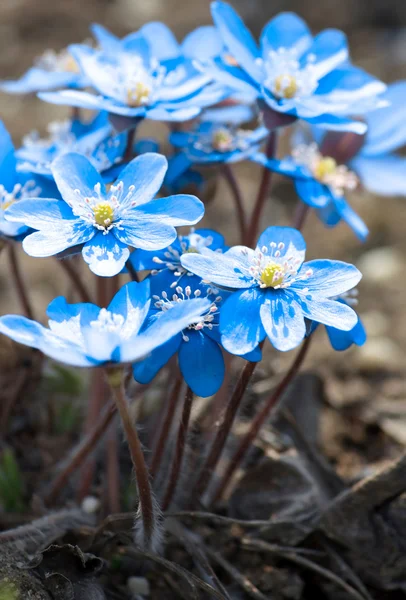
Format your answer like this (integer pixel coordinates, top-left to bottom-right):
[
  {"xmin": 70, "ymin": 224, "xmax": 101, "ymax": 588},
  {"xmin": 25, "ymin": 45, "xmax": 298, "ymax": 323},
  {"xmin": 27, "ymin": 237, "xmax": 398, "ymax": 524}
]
[
  {"xmin": 205, "ymin": 546, "xmax": 268, "ymax": 600},
  {"xmin": 242, "ymin": 538, "xmax": 367, "ymax": 600},
  {"xmin": 162, "ymin": 386, "xmax": 194, "ymax": 510}
]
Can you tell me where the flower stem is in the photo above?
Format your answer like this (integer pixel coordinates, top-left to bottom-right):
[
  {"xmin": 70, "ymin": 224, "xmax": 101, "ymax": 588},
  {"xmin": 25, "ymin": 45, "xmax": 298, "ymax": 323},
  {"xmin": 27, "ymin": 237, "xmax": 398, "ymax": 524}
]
[
  {"xmin": 162, "ymin": 386, "xmax": 194, "ymax": 510},
  {"xmin": 45, "ymin": 400, "xmax": 117, "ymax": 505},
  {"xmin": 125, "ymin": 257, "xmax": 139, "ymax": 282},
  {"xmin": 211, "ymin": 336, "xmax": 312, "ymax": 504},
  {"xmin": 106, "ymin": 416, "xmax": 121, "ymax": 513},
  {"xmin": 107, "ymin": 368, "xmax": 161, "ymax": 551},
  {"xmin": 150, "ymin": 373, "xmax": 183, "ymax": 479},
  {"xmin": 245, "ymin": 132, "xmax": 276, "ymax": 247},
  {"xmin": 7, "ymin": 243, "xmax": 34, "ymax": 319},
  {"xmin": 190, "ymin": 352, "xmax": 262, "ymax": 507},
  {"xmin": 292, "ymin": 203, "xmax": 310, "ymax": 231},
  {"xmin": 222, "ymin": 164, "xmax": 246, "ymax": 243},
  {"xmin": 57, "ymin": 258, "xmax": 92, "ymax": 303},
  {"xmin": 123, "ymin": 128, "xmax": 136, "ymax": 163}
]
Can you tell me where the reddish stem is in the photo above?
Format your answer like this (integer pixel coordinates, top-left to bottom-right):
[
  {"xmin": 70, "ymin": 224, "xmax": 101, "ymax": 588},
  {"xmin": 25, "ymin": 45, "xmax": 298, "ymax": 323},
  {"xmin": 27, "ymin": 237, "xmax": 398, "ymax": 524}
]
[
  {"xmin": 150, "ymin": 374, "xmax": 183, "ymax": 479},
  {"xmin": 7, "ymin": 243, "xmax": 34, "ymax": 319},
  {"xmin": 106, "ymin": 416, "xmax": 121, "ymax": 513},
  {"xmin": 292, "ymin": 203, "xmax": 310, "ymax": 231},
  {"xmin": 222, "ymin": 164, "xmax": 246, "ymax": 243},
  {"xmin": 190, "ymin": 352, "xmax": 262, "ymax": 507},
  {"xmin": 211, "ymin": 336, "xmax": 312, "ymax": 504},
  {"xmin": 245, "ymin": 133, "xmax": 276, "ymax": 247},
  {"xmin": 162, "ymin": 386, "xmax": 194, "ymax": 511}
]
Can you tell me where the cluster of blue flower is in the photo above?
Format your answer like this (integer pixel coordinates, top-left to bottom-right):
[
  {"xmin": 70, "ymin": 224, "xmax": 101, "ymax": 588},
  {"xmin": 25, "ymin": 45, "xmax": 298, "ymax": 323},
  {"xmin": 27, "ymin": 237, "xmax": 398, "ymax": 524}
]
[{"xmin": 0, "ymin": 1, "xmax": 403, "ymax": 401}]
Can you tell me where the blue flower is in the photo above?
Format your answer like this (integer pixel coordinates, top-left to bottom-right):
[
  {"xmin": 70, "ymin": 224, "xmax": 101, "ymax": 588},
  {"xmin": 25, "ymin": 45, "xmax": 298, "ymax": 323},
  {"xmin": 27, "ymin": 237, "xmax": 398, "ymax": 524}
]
[
  {"xmin": 0, "ymin": 279, "xmax": 211, "ymax": 368},
  {"xmin": 133, "ymin": 276, "xmax": 261, "ymax": 397},
  {"xmin": 5, "ymin": 152, "xmax": 205, "ymax": 276},
  {"xmin": 181, "ymin": 226, "xmax": 361, "ymax": 353},
  {"xmin": 0, "ymin": 120, "xmax": 58, "ymax": 239},
  {"xmin": 38, "ymin": 35, "xmax": 229, "ymax": 122},
  {"xmin": 129, "ymin": 228, "xmax": 227, "ymax": 289},
  {"xmin": 0, "ymin": 47, "xmax": 87, "ymax": 95},
  {"xmin": 258, "ymin": 126, "xmax": 368, "ymax": 241},
  {"xmin": 204, "ymin": 2, "xmax": 386, "ymax": 133},
  {"xmin": 16, "ymin": 112, "xmax": 128, "ymax": 182}
]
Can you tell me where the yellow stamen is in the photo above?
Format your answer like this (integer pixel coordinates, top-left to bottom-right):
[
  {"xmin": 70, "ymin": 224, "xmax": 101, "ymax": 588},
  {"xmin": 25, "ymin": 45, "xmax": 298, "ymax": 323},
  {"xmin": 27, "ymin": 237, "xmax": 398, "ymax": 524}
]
[
  {"xmin": 127, "ymin": 82, "xmax": 151, "ymax": 107},
  {"xmin": 212, "ymin": 128, "xmax": 233, "ymax": 152},
  {"xmin": 64, "ymin": 54, "xmax": 80, "ymax": 73},
  {"xmin": 2, "ymin": 200, "xmax": 14, "ymax": 211},
  {"xmin": 274, "ymin": 74, "xmax": 298, "ymax": 99},
  {"xmin": 184, "ymin": 246, "xmax": 199, "ymax": 254},
  {"xmin": 314, "ymin": 156, "xmax": 337, "ymax": 182},
  {"xmin": 260, "ymin": 261, "xmax": 284, "ymax": 288},
  {"xmin": 93, "ymin": 202, "xmax": 114, "ymax": 228}
]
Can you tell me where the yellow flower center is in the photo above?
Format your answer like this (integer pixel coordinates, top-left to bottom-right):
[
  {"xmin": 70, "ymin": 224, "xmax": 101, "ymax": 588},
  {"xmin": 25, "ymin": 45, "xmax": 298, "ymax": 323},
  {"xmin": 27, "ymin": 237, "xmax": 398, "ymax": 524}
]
[
  {"xmin": 63, "ymin": 53, "xmax": 80, "ymax": 73},
  {"xmin": 212, "ymin": 128, "xmax": 234, "ymax": 152},
  {"xmin": 184, "ymin": 246, "xmax": 199, "ymax": 254},
  {"xmin": 127, "ymin": 82, "xmax": 151, "ymax": 107},
  {"xmin": 313, "ymin": 156, "xmax": 338, "ymax": 182},
  {"xmin": 274, "ymin": 74, "xmax": 298, "ymax": 99},
  {"xmin": 260, "ymin": 261, "xmax": 284, "ymax": 288},
  {"xmin": 224, "ymin": 53, "xmax": 239, "ymax": 67},
  {"xmin": 93, "ymin": 202, "xmax": 114, "ymax": 228},
  {"xmin": 2, "ymin": 199, "xmax": 14, "ymax": 211}
]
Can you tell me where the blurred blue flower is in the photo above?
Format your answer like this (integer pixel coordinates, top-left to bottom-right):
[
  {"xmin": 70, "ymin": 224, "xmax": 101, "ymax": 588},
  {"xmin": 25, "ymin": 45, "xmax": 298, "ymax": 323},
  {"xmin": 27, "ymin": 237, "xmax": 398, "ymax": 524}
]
[
  {"xmin": 16, "ymin": 112, "xmax": 127, "ymax": 182},
  {"xmin": 38, "ymin": 33, "xmax": 229, "ymax": 121},
  {"xmin": 181, "ymin": 226, "xmax": 361, "ymax": 353},
  {"xmin": 0, "ymin": 120, "xmax": 57, "ymax": 239},
  {"xmin": 133, "ymin": 275, "xmax": 261, "ymax": 397},
  {"xmin": 5, "ymin": 152, "xmax": 204, "ymax": 276},
  {"xmin": 205, "ymin": 1, "xmax": 386, "ymax": 133},
  {"xmin": 0, "ymin": 279, "xmax": 211, "ymax": 367},
  {"xmin": 129, "ymin": 228, "xmax": 227, "ymax": 289},
  {"xmin": 0, "ymin": 47, "xmax": 88, "ymax": 95}
]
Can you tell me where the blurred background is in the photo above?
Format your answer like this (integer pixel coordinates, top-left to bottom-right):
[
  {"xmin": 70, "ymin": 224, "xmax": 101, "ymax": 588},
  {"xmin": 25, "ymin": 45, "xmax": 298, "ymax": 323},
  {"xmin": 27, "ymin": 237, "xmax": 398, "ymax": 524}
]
[{"xmin": 1, "ymin": 0, "xmax": 406, "ymax": 472}]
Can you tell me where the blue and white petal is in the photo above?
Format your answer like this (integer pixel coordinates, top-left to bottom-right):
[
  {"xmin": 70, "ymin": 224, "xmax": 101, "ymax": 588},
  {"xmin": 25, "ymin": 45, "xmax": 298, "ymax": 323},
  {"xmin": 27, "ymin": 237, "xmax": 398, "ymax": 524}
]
[
  {"xmin": 82, "ymin": 231, "xmax": 129, "ymax": 277},
  {"xmin": 220, "ymin": 287, "xmax": 266, "ymax": 355},
  {"xmin": 179, "ymin": 330, "xmax": 225, "ymax": 397}
]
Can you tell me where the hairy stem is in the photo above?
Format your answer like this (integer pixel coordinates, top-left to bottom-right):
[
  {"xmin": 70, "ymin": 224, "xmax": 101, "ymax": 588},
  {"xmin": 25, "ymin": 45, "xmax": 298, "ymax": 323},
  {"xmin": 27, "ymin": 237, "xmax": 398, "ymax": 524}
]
[
  {"xmin": 7, "ymin": 243, "xmax": 34, "ymax": 319},
  {"xmin": 222, "ymin": 164, "xmax": 246, "ymax": 242},
  {"xmin": 107, "ymin": 368, "xmax": 161, "ymax": 551},
  {"xmin": 150, "ymin": 374, "xmax": 183, "ymax": 479},
  {"xmin": 162, "ymin": 386, "xmax": 194, "ymax": 510},
  {"xmin": 190, "ymin": 353, "xmax": 262, "ymax": 507},
  {"xmin": 245, "ymin": 132, "xmax": 276, "ymax": 247},
  {"xmin": 211, "ymin": 336, "xmax": 312, "ymax": 504},
  {"xmin": 57, "ymin": 258, "xmax": 92, "ymax": 303},
  {"xmin": 45, "ymin": 400, "xmax": 116, "ymax": 505}
]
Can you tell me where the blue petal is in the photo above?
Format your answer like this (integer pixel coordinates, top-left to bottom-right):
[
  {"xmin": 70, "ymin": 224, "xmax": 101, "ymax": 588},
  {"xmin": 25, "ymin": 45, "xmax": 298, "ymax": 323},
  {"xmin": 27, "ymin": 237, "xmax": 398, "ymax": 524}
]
[
  {"xmin": 295, "ymin": 291, "xmax": 358, "ymax": 330},
  {"xmin": 260, "ymin": 13, "xmax": 312, "ymax": 56},
  {"xmin": 361, "ymin": 81, "xmax": 406, "ymax": 156},
  {"xmin": 120, "ymin": 296, "xmax": 211, "ymax": 362},
  {"xmin": 330, "ymin": 194, "xmax": 369, "ymax": 241},
  {"xmin": 114, "ymin": 153, "xmax": 167, "ymax": 209},
  {"xmin": 306, "ymin": 113, "xmax": 367, "ymax": 135},
  {"xmin": 256, "ymin": 226, "xmax": 306, "ymax": 263},
  {"xmin": 139, "ymin": 22, "xmax": 181, "ymax": 60},
  {"xmin": 351, "ymin": 154, "xmax": 406, "ymax": 197},
  {"xmin": 316, "ymin": 66, "xmax": 386, "ymax": 101},
  {"xmin": 181, "ymin": 247, "xmax": 254, "ymax": 289},
  {"xmin": 326, "ymin": 315, "xmax": 366, "ymax": 351},
  {"xmin": 146, "ymin": 106, "xmax": 201, "ymax": 121},
  {"xmin": 90, "ymin": 24, "xmax": 121, "ymax": 53},
  {"xmin": 165, "ymin": 153, "xmax": 192, "ymax": 187},
  {"xmin": 46, "ymin": 295, "xmax": 99, "ymax": 325},
  {"xmin": 51, "ymin": 152, "xmax": 106, "ymax": 212},
  {"xmin": 22, "ymin": 225, "xmax": 93, "ymax": 257},
  {"xmin": 130, "ymin": 194, "xmax": 204, "ymax": 226},
  {"xmin": 260, "ymin": 290, "xmax": 306, "ymax": 352},
  {"xmin": 82, "ymin": 231, "xmax": 129, "ymax": 276},
  {"xmin": 38, "ymin": 90, "xmax": 148, "ymax": 117},
  {"xmin": 0, "ymin": 315, "xmax": 95, "ymax": 367},
  {"xmin": 121, "ymin": 34, "xmax": 151, "ymax": 62},
  {"xmin": 181, "ymin": 26, "xmax": 224, "ymax": 60},
  {"xmin": 133, "ymin": 334, "xmax": 181, "ymax": 383},
  {"xmin": 211, "ymin": 1, "xmax": 262, "ymax": 83},
  {"xmin": 0, "ymin": 120, "xmax": 17, "ymax": 190},
  {"xmin": 200, "ymin": 61, "xmax": 259, "ymax": 96},
  {"xmin": 69, "ymin": 45, "xmax": 119, "ymax": 100},
  {"xmin": 294, "ymin": 259, "xmax": 362, "ymax": 297},
  {"xmin": 179, "ymin": 330, "xmax": 224, "ymax": 397},
  {"xmin": 220, "ymin": 287, "xmax": 266, "ymax": 355},
  {"xmin": 5, "ymin": 198, "xmax": 76, "ymax": 229},
  {"xmin": 301, "ymin": 29, "xmax": 348, "ymax": 79},
  {"xmin": 107, "ymin": 279, "xmax": 151, "ymax": 337},
  {"xmin": 128, "ymin": 247, "xmax": 167, "ymax": 271},
  {"xmin": 0, "ymin": 68, "xmax": 82, "ymax": 94},
  {"xmin": 295, "ymin": 178, "xmax": 331, "ymax": 208},
  {"xmin": 187, "ymin": 228, "xmax": 226, "ymax": 252},
  {"xmin": 81, "ymin": 326, "xmax": 122, "ymax": 363},
  {"xmin": 114, "ymin": 219, "xmax": 177, "ymax": 251}
]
